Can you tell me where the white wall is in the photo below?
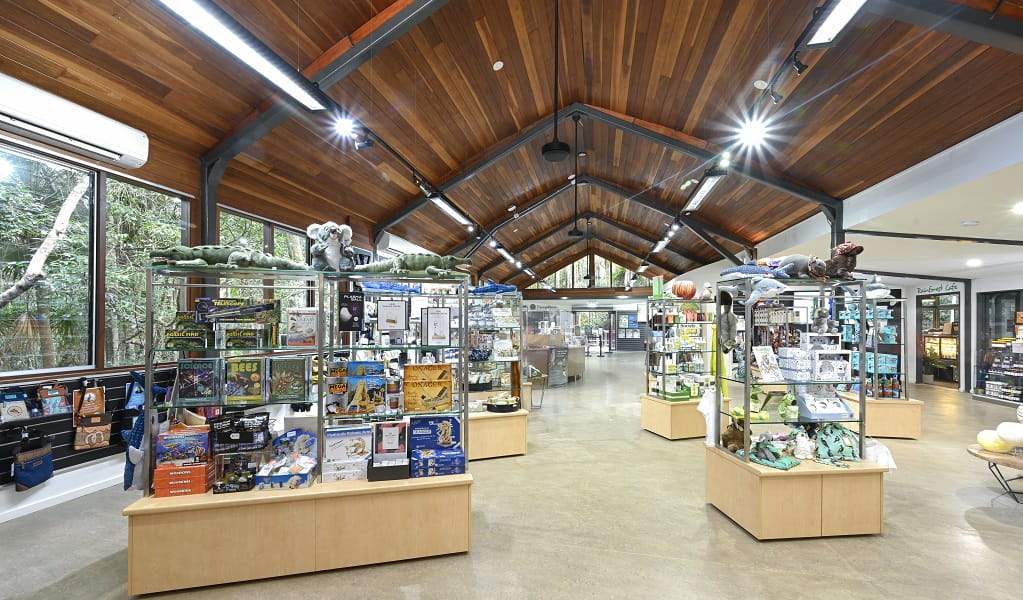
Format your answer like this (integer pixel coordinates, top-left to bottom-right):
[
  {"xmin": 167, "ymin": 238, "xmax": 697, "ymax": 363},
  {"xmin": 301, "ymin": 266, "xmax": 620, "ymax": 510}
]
[{"xmin": 0, "ymin": 456, "xmax": 127, "ymax": 524}]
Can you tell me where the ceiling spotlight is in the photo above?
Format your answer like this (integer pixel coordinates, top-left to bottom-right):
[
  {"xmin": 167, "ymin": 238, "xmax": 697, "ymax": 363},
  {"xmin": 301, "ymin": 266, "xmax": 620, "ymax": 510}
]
[
  {"xmin": 568, "ymin": 173, "xmax": 576, "ymax": 180},
  {"xmin": 960, "ymin": 220, "xmax": 980, "ymax": 227},
  {"xmin": 488, "ymin": 239, "xmax": 498, "ymax": 248},
  {"xmin": 770, "ymin": 90, "xmax": 783, "ymax": 104},
  {"xmin": 670, "ymin": 223, "xmax": 680, "ymax": 233},
  {"xmin": 738, "ymin": 118, "xmax": 768, "ymax": 147},
  {"xmin": 355, "ymin": 136, "xmax": 374, "ymax": 149},
  {"xmin": 335, "ymin": 117, "xmax": 357, "ymax": 138},
  {"xmin": 653, "ymin": 239, "xmax": 669, "ymax": 253},
  {"xmin": 515, "ymin": 260, "xmax": 522, "ymax": 268},
  {"xmin": 466, "ymin": 224, "xmax": 475, "ymax": 233},
  {"xmin": 753, "ymin": 79, "xmax": 768, "ymax": 90},
  {"xmin": 1012, "ymin": 201, "xmax": 1023, "ymax": 215},
  {"xmin": 492, "ymin": 60, "xmax": 504, "ymax": 71},
  {"xmin": 679, "ymin": 178, "xmax": 697, "ymax": 191},
  {"xmin": 636, "ymin": 264, "xmax": 649, "ymax": 273},
  {"xmin": 966, "ymin": 258, "xmax": 983, "ymax": 268},
  {"xmin": 507, "ymin": 205, "xmax": 517, "ymax": 212},
  {"xmin": 718, "ymin": 155, "xmax": 731, "ymax": 168},
  {"xmin": 792, "ymin": 53, "xmax": 809, "ymax": 75},
  {"xmin": 577, "ymin": 151, "xmax": 587, "ymax": 158}
]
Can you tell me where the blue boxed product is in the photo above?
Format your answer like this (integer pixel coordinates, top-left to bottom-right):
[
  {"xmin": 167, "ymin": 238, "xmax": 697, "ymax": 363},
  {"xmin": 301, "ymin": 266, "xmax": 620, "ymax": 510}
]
[
  {"xmin": 408, "ymin": 415, "xmax": 462, "ymax": 451},
  {"xmin": 346, "ymin": 361, "xmax": 385, "ymax": 377},
  {"xmin": 796, "ymin": 394, "xmax": 853, "ymax": 422},
  {"xmin": 411, "ymin": 464, "xmax": 467, "ymax": 478},
  {"xmin": 255, "ymin": 429, "xmax": 318, "ymax": 490},
  {"xmin": 411, "ymin": 448, "xmax": 465, "ymax": 468}
]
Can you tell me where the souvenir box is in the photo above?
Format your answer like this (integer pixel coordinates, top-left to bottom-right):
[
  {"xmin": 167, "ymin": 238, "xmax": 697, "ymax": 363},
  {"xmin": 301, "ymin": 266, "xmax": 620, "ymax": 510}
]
[
  {"xmin": 811, "ymin": 350, "xmax": 852, "ymax": 381},
  {"xmin": 410, "ymin": 448, "xmax": 465, "ymax": 468},
  {"xmin": 346, "ymin": 375, "xmax": 386, "ymax": 414},
  {"xmin": 403, "ymin": 380, "xmax": 453, "ymax": 413},
  {"xmin": 224, "ymin": 357, "xmax": 266, "ymax": 405},
  {"xmin": 284, "ymin": 307, "xmax": 318, "ymax": 347},
  {"xmin": 411, "ymin": 464, "xmax": 466, "ymax": 478},
  {"xmin": 408, "ymin": 415, "xmax": 462, "ymax": 451},
  {"xmin": 404, "ymin": 363, "xmax": 452, "ymax": 382},
  {"xmin": 324, "ymin": 425, "xmax": 373, "ymax": 463},
  {"xmin": 346, "ymin": 361, "xmax": 385, "ymax": 377},
  {"xmin": 155, "ymin": 426, "xmax": 210, "ymax": 466}
]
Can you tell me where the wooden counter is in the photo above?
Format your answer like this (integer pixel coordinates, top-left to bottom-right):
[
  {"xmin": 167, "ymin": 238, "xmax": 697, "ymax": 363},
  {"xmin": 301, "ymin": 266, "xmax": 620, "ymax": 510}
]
[
  {"xmin": 640, "ymin": 394, "xmax": 706, "ymax": 440},
  {"xmin": 124, "ymin": 474, "xmax": 473, "ymax": 595},
  {"xmin": 706, "ymin": 446, "xmax": 887, "ymax": 539},
  {"xmin": 839, "ymin": 391, "xmax": 923, "ymax": 439},
  {"xmin": 467, "ymin": 409, "xmax": 528, "ymax": 460}
]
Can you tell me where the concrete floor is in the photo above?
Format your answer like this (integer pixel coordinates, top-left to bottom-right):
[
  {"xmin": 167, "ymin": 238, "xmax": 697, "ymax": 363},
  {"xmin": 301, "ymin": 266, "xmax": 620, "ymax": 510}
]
[{"xmin": 2, "ymin": 352, "xmax": 1021, "ymax": 599}]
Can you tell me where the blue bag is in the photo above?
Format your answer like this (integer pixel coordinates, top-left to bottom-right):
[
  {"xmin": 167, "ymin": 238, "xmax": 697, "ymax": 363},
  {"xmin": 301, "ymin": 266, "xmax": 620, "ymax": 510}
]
[{"xmin": 13, "ymin": 431, "xmax": 54, "ymax": 491}]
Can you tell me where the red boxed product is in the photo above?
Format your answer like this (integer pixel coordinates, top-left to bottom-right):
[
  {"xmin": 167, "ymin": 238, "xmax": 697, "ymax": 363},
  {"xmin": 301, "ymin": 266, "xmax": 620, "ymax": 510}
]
[{"xmin": 153, "ymin": 463, "xmax": 215, "ymax": 497}]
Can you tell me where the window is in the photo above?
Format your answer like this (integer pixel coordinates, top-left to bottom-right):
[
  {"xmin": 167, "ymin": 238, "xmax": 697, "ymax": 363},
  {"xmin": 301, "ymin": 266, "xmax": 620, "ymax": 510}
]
[
  {"xmin": 0, "ymin": 145, "xmax": 94, "ymax": 375},
  {"xmin": 104, "ymin": 178, "xmax": 184, "ymax": 367},
  {"xmin": 218, "ymin": 209, "xmax": 311, "ymax": 307},
  {"xmin": 273, "ymin": 226, "xmax": 309, "ymax": 310},
  {"xmin": 537, "ymin": 256, "xmax": 649, "ymax": 289}
]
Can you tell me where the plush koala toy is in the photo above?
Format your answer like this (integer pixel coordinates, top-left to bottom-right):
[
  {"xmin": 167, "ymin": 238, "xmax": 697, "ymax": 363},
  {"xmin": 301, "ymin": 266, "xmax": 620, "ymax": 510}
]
[{"xmin": 307, "ymin": 221, "xmax": 354, "ymax": 271}]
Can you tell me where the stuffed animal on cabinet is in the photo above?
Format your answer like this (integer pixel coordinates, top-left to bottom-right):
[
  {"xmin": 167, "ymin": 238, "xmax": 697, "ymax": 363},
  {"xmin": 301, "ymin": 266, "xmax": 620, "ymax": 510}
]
[
  {"xmin": 307, "ymin": 221, "xmax": 354, "ymax": 271},
  {"xmin": 824, "ymin": 242, "xmax": 863, "ymax": 280}
]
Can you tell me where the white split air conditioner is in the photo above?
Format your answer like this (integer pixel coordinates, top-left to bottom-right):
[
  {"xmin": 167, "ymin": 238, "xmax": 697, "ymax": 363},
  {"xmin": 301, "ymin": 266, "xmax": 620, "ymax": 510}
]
[
  {"xmin": 0, "ymin": 73, "xmax": 149, "ymax": 169},
  {"xmin": 376, "ymin": 232, "xmax": 434, "ymax": 258}
]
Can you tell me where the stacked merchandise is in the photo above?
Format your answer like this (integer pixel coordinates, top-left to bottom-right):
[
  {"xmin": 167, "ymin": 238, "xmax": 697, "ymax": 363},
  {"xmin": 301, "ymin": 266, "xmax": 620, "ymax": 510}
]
[
  {"xmin": 409, "ymin": 415, "xmax": 465, "ymax": 477},
  {"xmin": 254, "ymin": 429, "xmax": 318, "ymax": 490},
  {"xmin": 773, "ymin": 334, "xmax": 852, "ymax": 421},
  {"xmin": 165, "ymin": 298, "xmax": 280, "ymax": 350},
  {"xmin": 210, "ymin": 413, "xmax": 272, "ymax": 493},
  {"xmin": 404, "ymin": 364, "xmax": 453, "ymax": 413},
  {"xmin": 154, "ymin": 425, "xmax": 213, "ymax": 497},
  {"xmin": 322, "ymin": 425, "xmax": 372, "ymax": 482}
]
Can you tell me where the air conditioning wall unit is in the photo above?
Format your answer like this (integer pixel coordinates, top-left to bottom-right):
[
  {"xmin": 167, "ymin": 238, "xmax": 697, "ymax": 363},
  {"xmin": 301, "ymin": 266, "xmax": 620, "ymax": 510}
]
[
  {"xmin": 0, "ymin": 73, "xmax": 149, "ymax": 169},
  {"xmin": 375, "ymin": 232, "xmax": 435, "ymax": 258}
]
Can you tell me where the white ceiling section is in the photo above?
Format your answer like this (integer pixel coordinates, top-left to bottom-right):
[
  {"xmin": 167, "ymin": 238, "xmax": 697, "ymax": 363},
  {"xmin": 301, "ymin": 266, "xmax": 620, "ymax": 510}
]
[{"xmin": 682, "ymin": 109, "xmax": 1023, "ymax": 283}]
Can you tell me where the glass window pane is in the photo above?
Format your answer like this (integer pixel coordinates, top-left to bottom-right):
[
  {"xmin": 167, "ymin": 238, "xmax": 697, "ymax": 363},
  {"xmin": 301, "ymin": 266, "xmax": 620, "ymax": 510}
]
[
  {"xmin": 921, "ymin": 298, "xmax": 935, "ymax": 306},
  {"xmin": 611, "ymin": 261, "xmax": 626, "ymax": 287},
  {"xmin": 920, "ymin": 312, "xmax": 934, "ymax": 331},
  {"xmin": 105, "ymin": 178, "xmax": 183, "ymax": 367},
  {"xmin": 0, "ymin": 145, "xmax": 93, "ymax": 374},
  {"xmin": 595, "ymin": 257, "xmax": 610, "ymax": 287},
  {"xmin": 572, "ymin": 257, "xmax": 589, "ymax": 288},
  {"xmin": 218, "ymin": 210, "xmax": 265, "ymax": 302},
  {"xmin": 939, "ymin": 293, "xmax": 958, "ymax": 305},
  {"xmin": 272, "ymin": 226, "xmax": 310, "ymax": 310}
]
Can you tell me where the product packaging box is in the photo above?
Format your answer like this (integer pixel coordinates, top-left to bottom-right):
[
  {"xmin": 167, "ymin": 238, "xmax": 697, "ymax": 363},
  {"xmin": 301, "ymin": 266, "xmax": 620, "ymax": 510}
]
[
  {"xmin": 322, "ymin": 460, "xmax": 368, "ymax": 482},
  {"xmin": 153, "ymin": 462, "xmax": 215, "ymax": 484},
  {"xmin": 369, "ymin": 421, "xmax": 409, "ymax": 481},
  {"xmin": 403, "ymin": 379, "xmax": 453, "ymax": 413},
  {"xmin": 268, "ymin": 356, "xmax": 309, "ymax": 403},
  {"xmin": 325, "ymin": 380, "xmax": 348, "ymax": 415},
  {"xmin": 218, "ymin": 325, "xmax": 272, "ymax": 349},
  {"xmin": 799, "ymin": 333, "xmax": 841, "ymax": 352},
  {"xmin": 346, "ymin": 361, "xmax": 385, "ymax": 377},
  {"xmin": 324, "ymin": 425, "xmax": 373, "ymax": 463},
  {"xmin": 338, "ymin": 292, "xmax": 365, "ymax": 332},
  {"xmin": 212, "ymin": 452, "xmax": 264, "ymax": 494},
  {"xmin": 408, "ymin": 415, "xmax": 462, "ymax": 451},
  {"xmin": 284, "ymin": 307, "xmax": 318, "ymax": 347},
  {"xmin": 224, "ymin": 357, "xmax": 266, "ymax": 405},
  {"xmin": 796, "ymin": 394, "xmax": 854, "ymax": 421},
  {"xmin": 176, "ymin": 358, "xmax": 221, "ymax": 405},
  {"xmin": 777, "ymin": 347, "xmax": 810, "ymax": 359},
  {"xmin": 404, "ymin": 363, "xmax": 452, "ymax": 382},
  {"xmin": 164, "ymin": 328, "xmax": 209, "ymax": 350},
  {"xmin": 255, "ymin": 429, "xmax": 317, "ymax": 490},
  {"xmin": 346, "ymin": 375, "xmax": 386, "ymax": 414},
  {"xmin": 812, "ymin": 350, "xmax": 852, "ymax": 381},
  {"xmin": 410, "ymin": 448, "xmax": 466, "ymax": 468},
  {"xmin": 411, "ymin": 464, "xmax": 467, "ymax": 478},
  {"xmin": 156, "ymin": 426, "xmax": 210, "ymax": 465}
]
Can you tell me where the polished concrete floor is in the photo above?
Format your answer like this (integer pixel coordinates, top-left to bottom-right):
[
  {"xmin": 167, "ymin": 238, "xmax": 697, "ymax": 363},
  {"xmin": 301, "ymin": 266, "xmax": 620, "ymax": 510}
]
[{"xmin": 3, "ymin": 352, "xmax": 1022, "ymax": 599}]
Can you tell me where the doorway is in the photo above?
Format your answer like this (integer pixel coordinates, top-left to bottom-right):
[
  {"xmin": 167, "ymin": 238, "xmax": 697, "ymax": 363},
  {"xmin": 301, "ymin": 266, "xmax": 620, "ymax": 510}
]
[
  {"xmin": 574, "ymin": 310, "xmax": 614, "ymax": 355},
  {"xmin": 917, "ymin": 292, "xmax": 960, "ymax": 387}
]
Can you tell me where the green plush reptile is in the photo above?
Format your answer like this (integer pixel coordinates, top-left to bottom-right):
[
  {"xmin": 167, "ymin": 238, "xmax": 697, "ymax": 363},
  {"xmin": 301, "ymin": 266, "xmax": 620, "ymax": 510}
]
[
  {"xmin": 150, "ymin": 245, "xmax": 310, "ymax": 270},
  {"xmin": 353, "ymin": 254, "xmax": 472, "ymax": 277}
]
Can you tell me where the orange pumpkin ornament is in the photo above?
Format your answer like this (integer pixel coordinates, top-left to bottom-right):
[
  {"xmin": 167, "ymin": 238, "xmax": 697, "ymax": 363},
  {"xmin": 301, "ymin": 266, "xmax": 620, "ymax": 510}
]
[{"xmin": 671, "ymin": 279, "xmax": 697, "ymax": 299}]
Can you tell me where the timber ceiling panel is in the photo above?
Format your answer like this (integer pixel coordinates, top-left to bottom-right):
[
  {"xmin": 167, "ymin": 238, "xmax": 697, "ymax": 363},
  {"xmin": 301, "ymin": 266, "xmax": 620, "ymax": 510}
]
[{"xmin": 690, "ymin": 176, "xmax": 821, "ymax": 243}]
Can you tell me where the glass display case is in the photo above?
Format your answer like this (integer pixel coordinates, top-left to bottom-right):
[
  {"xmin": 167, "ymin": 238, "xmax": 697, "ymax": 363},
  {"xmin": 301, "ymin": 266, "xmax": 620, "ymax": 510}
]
[
  {"xmin": 466, "ymin": 292, "xmax": 522, "ymax": 408},
  {"xmin": 975, "ymin": 289, "xmax": 1023, "ymax": 405},
  {"xmin": 645, "ymin": 298, "xmax": 715, "ymax": 400},
  {"xmin": 840, "ymin": 298, "xmax": 907, "ymax": 400}
]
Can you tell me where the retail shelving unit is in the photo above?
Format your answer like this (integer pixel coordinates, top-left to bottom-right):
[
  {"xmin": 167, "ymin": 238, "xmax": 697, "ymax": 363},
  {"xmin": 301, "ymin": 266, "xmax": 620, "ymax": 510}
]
[
  {"xmin": 838, "ymin": 297, "xmax": 922, "ymax": 439},
  {"xmin": 707, "ymin": 277, "xmax": 887, "ymax": 540},
  {"xmin": 640, "ymin": 297, "xmax": 716, "ymax": 440},
  {"xmin": 123, "ymin": 266, "xmax": 472, "ymax": 595},
  {"xmin": 465, "ymin": 292, "xmax": 528, "ymax": 460}
]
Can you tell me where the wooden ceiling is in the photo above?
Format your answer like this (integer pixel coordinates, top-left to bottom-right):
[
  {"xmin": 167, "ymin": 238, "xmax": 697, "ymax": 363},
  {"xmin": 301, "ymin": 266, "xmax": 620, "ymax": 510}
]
[{"xmin": 2, "ymin": 0, "xmax": 1023, "ymax": 283}]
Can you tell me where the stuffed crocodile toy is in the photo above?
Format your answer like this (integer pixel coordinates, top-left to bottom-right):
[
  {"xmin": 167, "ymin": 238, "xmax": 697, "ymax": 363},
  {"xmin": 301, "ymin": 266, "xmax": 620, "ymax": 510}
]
[
  {"xmin": 719, "ymin": 261, "xmax": 793, "ymax": 279},
  {"xmin": 151, "ymin": 245, "xmax": 310, "ymax": 270},
  {"xmin": 471, "ymin": 279, "xmax": 517, "ymax": 294},
  {"xmin": 354, "ymin": 254, "xmax": 472, "ymax": 277}
]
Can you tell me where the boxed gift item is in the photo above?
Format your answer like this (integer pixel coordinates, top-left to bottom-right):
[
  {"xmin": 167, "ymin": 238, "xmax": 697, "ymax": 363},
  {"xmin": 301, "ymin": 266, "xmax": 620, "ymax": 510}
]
[
  {"xmin": 403, "ymin": 379, "xmax": 453, "ymax": 412},
  {"xmin": 369, "ymin": 421, "xmax": 409, "ymax": 481},
  {"xmin": 268, "ymin": 356, "xmax": 310, "ymax": 403},
  {"xmin": 284, "ymin": 307, "xmax": 318, "ymax": 347},
  {"xmin": 346, "ymin": 361, "xmax": 385, "ymax": 377},
  {"xmin": 156, "ymin": 425, "xmax": 210, "ymax": 466},
  {"xmin": 812, "ymin": 350, "xmax": 852, "ymax": 381},
  {"xmin": 799, "ymin": 333, "xmax": 841, "ymax": 352},
  {"xmin": 255, "ymin": 429, "xmax": 317, "ymax": 490},
  {"xmin": 346, "ymin": 375, "xmax": 386, "ymax": 414},
  {"xmin": 224, "ymin": 357, "xmax": 265, "ymax": 405},
  {"xmin": 409, "ymin": 415, "xmax": 462, "ymax": 451},
  {"xmin": 411, "ymin": 464, "xmax": 466, "ymax": 478},
  {"xmin": 213, "ymin": 452, "xmax": 265, "ymax": 494},
  {"xmin": 322, "ymin": 460, "xmax": 369, "ymax": 482},
  {"xmin": 154, "ymin": 462, "xmax": 216, "ymax": 497},
  {"xmin": 405, "ymin": 363, "xmax": 452, "ymax": 382},
  {"xmin": 176, "ymin": 358, "xmax": 221, "ymax": 405},
  {"xmin": 164, "ymin": 328, "xmax": 209, "ymax": 350},
  {"xmin": 324, "ymin": 425, "xmax": 373, "ymax": 463},
  {"xmin": 410, "ymin": 448, "xmax": 466, "ymax": 468},
  {"xmin": 796, "ymin": 393, "xmax": 854, "ymax": 421}
]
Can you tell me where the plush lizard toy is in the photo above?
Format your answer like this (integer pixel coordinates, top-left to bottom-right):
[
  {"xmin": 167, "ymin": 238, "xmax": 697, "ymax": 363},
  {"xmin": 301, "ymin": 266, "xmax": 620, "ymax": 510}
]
[
  {"xmin": 151, "ymin": 245, "xmax": 310, "ymax": 270},
  {"xmin": 471, "ymin": 279, "xmax": 517, "ymax": 294},
  {"xmin": 354, "ymin": 253, "xmax": 472, "ymax": 276},
  {"xmin": 719, "ymin": 261, "xmax": 793, "ymax": 278}
]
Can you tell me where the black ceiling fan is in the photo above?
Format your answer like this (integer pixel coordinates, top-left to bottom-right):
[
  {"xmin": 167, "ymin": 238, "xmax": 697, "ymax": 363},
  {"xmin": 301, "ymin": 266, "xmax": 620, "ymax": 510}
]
[{"xmin": 541, "ymin": 0, "xmax": 569, "ymax": 162}]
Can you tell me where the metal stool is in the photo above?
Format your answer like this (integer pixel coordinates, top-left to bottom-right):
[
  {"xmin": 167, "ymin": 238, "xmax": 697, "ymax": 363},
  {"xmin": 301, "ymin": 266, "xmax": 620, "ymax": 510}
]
[{"xmin": 529, "ymin": 374, "xmax": 547, "ymax": 409}]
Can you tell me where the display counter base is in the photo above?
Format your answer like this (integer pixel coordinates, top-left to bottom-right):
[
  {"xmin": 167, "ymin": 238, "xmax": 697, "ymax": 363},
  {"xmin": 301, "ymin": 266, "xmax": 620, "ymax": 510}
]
[
  {"xmin": 839, "ymin": 392, "xmax": 923, "ymax": 439},
  {"xmin": 705, "ymin": 446, "xmax": 887, "ymax": 540},
  {"xmin": 123, "ymin": 474, "xmax": 473, "ymax": 595},
  {"xmin": 640, "ymin": 394, "xmax": 711, "ymax": 440},
  {"xmin": 467, "ymin": 409, "xmax": 528, "ymax": 460}
]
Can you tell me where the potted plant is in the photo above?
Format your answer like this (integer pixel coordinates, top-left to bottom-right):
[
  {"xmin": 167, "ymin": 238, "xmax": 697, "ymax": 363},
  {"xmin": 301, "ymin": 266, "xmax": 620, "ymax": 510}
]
[{"xmin": 922, "ymin": 351, "xmax": 939, "ymax": 384}]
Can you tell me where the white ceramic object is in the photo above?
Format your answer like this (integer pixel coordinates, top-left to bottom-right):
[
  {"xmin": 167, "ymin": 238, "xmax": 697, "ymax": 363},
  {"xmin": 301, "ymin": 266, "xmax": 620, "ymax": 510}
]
[{"xmin": 995, "ymin": 421, "xmax": 1023, "ymax": 447}]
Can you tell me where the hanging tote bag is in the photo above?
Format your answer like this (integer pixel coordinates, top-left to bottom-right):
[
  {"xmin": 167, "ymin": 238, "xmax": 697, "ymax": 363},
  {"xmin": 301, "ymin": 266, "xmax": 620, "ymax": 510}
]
[{"xmin": 13, "ymin": 430, "xmax": 54, "ymax": 491}]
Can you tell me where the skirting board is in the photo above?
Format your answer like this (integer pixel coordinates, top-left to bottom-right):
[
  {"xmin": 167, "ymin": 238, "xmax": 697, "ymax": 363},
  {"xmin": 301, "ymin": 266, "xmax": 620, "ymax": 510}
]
[{"xmin": 0, "ymin": 455, "xmax": 124, "ymax": 524}]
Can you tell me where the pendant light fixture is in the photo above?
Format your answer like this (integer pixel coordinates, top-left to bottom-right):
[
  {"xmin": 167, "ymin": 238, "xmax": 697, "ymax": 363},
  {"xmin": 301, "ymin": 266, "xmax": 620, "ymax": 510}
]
[
  {"xmin": 541, "ymin": 0, "xmax": 570, "ymax": 162},
  {"xmin": 583, "ymin": 219, "xmax": 595, "ymax": 287},
  {"xmin": 568, "ymin": 115, "xmax": 584, "ymax": 237}
]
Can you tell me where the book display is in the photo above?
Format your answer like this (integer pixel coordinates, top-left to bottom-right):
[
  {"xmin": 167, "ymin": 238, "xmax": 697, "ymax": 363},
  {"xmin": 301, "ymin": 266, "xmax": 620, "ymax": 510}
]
[
  {"xmin": 837, "ymin": 298, "xmax": 922, "ymax": 439},
  {"xmin": 641, "ymin": 298, "xmax": 716, "ymax": 440},
  {"xmin": 707, "ymin": 277, "xmax": 888, "ymax": 540},
  {"xmin": 465, "ymin": 291, "xmax": 528, "ymax": 460},
  {"xmin": 125, "ymin": 266, "xmax": 473, "ymax": 595}
]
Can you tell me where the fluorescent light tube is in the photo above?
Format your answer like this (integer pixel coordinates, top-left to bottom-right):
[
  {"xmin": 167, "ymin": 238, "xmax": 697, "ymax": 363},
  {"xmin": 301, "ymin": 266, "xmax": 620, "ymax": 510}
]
[
  {"xmin": 497, "ymin": 247, "xmax": 515, "ymax": 262},
  {"xmin": 429, "ymin": 195, "xmax": 471, "ymax": 225},
  {"xmin": 684, "ymin": 167, "xmax": 727, "ymax": 211},
  {"xmin": 156, "ymin": 0, "xmax": 327, "ymax": 110},
  {"xmin": 653, "ymin": 239, "xmax": 669, "ymax": 253},
  {"xmin": 636, "ymin": 264, "xmax": 649, "ymax": 273},
  {"xmin": 803, "ymin": 0, "xmax": 867, "ymax": 48}
]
